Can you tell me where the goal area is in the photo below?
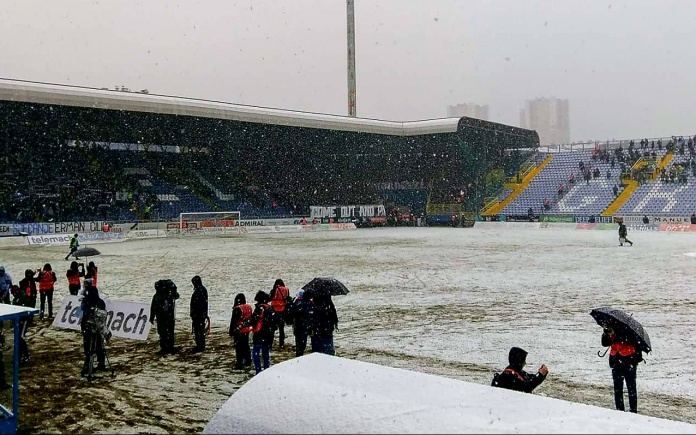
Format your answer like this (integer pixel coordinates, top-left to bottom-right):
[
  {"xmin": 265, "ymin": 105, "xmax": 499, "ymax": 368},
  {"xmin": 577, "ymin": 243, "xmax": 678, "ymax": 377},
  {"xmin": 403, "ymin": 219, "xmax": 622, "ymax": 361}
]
[{"xmin": 179, "ymin": 211, "xmax": 241, "ymax": 230}]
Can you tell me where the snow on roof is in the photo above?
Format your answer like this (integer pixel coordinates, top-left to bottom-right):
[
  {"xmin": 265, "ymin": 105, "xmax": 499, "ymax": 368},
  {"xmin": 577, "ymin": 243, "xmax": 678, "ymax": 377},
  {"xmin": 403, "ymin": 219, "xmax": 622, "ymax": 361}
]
[
  {"xmin": 0, "ymin": 304, "xmax": 39, "ymax": 320},
  {"xmin": 204, "ymin": 353, "xmax": 696, "ymax": 434},
  {"xmin": 0, "ymin": 78, "xmax": 460, "ymax": 136}
]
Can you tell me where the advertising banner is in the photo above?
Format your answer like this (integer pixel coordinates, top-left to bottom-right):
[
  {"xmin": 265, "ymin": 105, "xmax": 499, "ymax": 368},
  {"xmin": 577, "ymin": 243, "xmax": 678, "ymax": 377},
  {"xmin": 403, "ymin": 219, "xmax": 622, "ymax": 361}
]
[
  {"xmin": 659, "ymin": 223, "xmax": 696, "ymax": 232},
  {"xmin": 627, "ymin": 224, "xmax": 659, "ymax": 232},
  {"xmin": 52, "ymin": 296, "xmax": 152, "ymax": 340},
  {"xmin": 540, "ymin": 215, "xmax": 574, "ymax": 223},
  {"xmin": 574, "ymin": 216, "xmax": 614, "ymax": 223},
  {"xmin": 126, "ymin": 229, "xmax": 167, "ymax": 239},
  {"xmin": 27, "ymin": 232, "xmax": 125, "ymax": 246},
  {"xmin": 310, "ymin": 205, "xmax": 386, "ymax": 219}
]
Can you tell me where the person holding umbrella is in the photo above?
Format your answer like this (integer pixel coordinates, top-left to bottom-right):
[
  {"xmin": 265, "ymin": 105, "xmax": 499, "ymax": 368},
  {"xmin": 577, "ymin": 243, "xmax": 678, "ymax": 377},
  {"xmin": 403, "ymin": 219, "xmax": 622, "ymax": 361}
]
[
  {"xmin": 601, "ymin": 322, "xmax": 642, "ymax": 413},
  {"xmin": 591, "ymin": 307, "xmax": 650, "ymax": 414}
]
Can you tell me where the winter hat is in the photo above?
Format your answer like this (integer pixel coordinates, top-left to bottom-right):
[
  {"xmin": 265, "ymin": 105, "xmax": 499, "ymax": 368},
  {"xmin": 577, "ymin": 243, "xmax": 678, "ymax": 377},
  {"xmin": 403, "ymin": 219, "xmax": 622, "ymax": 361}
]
[{"xmin": 508, "ymin": 347, "xmax": 528, "ymax": 368}]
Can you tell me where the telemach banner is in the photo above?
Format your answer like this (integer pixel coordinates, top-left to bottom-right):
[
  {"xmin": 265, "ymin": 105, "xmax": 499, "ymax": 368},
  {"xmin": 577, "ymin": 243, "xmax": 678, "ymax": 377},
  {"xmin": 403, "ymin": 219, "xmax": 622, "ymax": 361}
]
[
  {"xmin": 540, "ymin": 215, "xmax": 574, "ymax": 223},
  {"xmin": 52, "ymin": 296, "xmax": 152, "ymax": 340}
]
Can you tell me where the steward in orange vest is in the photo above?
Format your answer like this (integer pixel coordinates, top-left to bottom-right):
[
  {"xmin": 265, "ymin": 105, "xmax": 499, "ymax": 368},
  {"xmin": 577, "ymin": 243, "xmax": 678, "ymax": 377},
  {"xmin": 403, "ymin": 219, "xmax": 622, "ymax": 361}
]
[
  {"xmin": 602, "ymin": 325, "xmax": 642, "ymax": 413},
  {"xmin": 37, "ymin": 263, "xmax": 57, "ymax": 319},
  {"xmin": 269, "ymin": 279, "xmax": 290, "ymax": 348},
  {"xmin": 229, "ymin": 293, "xmax": 253, "ymax": 369},
  {"xmin": 241, "ymin": 291, "xmax": 276, "ymax": 374},
  {"xmin": 66, "ymin": 261, "xmax": 85, "ymax": 296},
  {"xmin": 18, "ymin": 269, "xmax": 37, "ymax": 310}
]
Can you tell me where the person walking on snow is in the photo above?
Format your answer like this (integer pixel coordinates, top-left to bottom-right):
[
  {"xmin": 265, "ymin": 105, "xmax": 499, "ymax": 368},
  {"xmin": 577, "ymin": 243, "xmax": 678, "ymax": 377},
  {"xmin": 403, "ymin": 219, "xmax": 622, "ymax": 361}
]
[
  {"xmin": 65, "ymin": 234, "xmax": 79, "ymax": 260},
  {"xmin": 618, "ymin": 222, "xmax": 633, "ymax": 246}
]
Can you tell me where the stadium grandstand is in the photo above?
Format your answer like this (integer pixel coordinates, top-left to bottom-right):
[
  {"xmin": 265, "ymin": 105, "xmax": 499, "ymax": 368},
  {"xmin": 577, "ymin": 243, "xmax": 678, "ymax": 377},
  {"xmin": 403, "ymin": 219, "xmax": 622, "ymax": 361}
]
[
  {"xmin": 482, "ymin": 136, "xmax": 696, "ymax": 221},
  {"xmin": 0, "ymin": 78, "xmax": 539, "ymax": 224}
]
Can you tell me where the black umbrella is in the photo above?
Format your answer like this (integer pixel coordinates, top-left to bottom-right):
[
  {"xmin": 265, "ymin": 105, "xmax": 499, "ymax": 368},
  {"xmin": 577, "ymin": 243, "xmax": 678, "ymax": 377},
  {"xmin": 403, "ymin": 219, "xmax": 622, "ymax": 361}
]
[
  {"xmin": 302, "ymin": 277, "xmax": 350, "ymax": 296},
  {"xmin": 590, "ymin": 307, "xmax": 651, "ymax": 353},
  {"xmin": 71, "ymin": 247, "xmax": 101, "ymax": 258}
]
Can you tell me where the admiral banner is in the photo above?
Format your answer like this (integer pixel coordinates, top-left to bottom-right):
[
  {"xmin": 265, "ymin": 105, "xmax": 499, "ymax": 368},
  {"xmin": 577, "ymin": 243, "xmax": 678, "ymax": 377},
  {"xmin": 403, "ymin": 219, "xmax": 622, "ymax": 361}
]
[{"xmin": 52, "ymin": 296, "xmax": 152, "ymax": 340}]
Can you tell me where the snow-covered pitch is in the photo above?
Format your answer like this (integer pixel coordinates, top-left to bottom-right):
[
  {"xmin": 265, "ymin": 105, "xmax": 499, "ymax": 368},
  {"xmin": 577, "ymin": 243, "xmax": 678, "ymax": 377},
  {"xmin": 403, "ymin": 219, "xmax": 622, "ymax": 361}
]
[{"xmin": 7, "ymin": 226, "xmax": 696, "ymax": 419}]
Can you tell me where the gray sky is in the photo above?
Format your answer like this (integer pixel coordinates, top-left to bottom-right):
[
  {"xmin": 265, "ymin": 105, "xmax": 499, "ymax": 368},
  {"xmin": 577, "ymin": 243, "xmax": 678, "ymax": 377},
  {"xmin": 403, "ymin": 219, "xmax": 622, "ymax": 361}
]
[{"xmin": 1, "ymin": 0, "xmax": 695, "ymax": 142}]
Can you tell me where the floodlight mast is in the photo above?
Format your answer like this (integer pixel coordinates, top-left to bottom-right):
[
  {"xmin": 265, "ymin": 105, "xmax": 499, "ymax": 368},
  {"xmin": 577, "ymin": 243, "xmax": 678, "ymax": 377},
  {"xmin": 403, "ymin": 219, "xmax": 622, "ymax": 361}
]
[{"xmin": 347, "ymin": 0, "xmax": 357, "ymax": 117}]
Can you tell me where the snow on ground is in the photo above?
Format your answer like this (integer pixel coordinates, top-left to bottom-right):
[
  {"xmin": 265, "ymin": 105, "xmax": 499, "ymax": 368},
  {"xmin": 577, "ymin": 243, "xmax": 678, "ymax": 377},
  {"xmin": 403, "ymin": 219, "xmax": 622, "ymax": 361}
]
[
  {"xmin": 205, "ymin": 353, "xmax": 696, "ymax": 434},
  {"xmin": 2, "ymin": 226, "xmax": 696, "ymax": 432}
]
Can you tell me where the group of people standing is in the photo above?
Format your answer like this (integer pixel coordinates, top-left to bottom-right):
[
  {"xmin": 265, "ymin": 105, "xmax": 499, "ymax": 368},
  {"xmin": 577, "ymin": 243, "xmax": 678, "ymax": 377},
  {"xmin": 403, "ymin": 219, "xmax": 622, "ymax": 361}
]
[
  {"xmin": 148, "ymin": 277, "xmax": 339, "ymax": 375},
  {"xmin": 0, "ymin": 260, "xmax": 100, "ymax": 372}
]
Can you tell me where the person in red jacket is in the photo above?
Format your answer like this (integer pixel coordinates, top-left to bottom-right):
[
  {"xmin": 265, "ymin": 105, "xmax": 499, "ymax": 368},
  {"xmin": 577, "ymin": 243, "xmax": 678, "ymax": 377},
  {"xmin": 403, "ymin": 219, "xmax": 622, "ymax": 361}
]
[
  {"xmin": 602, "ymin": 323, "xmax": 642, "ymax": 413},
  {"xmin": 228, "ymin": 293, "xmax": 252, "ymax": 369},
  {"xmin": 269, "ymin": 279, "xmax": 290, "ymax": 348},
  {"xmin": 36, "ymin": 263, "xmax": 57, "ymax": 320}
]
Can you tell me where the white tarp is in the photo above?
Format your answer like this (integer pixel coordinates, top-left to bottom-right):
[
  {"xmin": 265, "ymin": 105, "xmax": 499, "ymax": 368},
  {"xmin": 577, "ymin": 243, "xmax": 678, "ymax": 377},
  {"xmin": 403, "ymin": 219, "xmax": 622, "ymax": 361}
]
[{"xmin": 204, "ymin": 353, "xmax": 696, "ymax": 434}]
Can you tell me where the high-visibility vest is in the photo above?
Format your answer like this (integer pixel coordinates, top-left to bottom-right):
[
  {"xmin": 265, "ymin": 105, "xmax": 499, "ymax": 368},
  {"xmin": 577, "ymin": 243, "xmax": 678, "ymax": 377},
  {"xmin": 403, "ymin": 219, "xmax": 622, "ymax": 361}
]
[
  {"xmin": 67, "ymin": 270, "xmax": 81, "ymax": 286},
  {"xmin": 502, "ymin": 367, "xmax": 525, "ymax": 382},
  {"xmin": 610, "ymin": 342, "xmax": 636, "ymax": 357},
  {"xmin": 38, "ymin": 271, "xmax": 56, "ymax": 291},
  {"xmin": 270, "ymin": 286, "xmax": 289, "ymax": 312},
  {"xmin": 252, "ymin": 304, "xmax": 270, "ymax": 333},
  {"xmin": 235, "ymin": 304, "xmax": 253, "ymax": 334}
]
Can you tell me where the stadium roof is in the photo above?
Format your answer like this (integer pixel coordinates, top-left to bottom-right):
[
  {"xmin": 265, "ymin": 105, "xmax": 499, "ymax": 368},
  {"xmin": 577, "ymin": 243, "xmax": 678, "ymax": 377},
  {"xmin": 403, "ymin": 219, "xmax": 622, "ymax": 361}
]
[{"xmin": 0, "ymin": 78, "xmax": 460, "ymax": 136}]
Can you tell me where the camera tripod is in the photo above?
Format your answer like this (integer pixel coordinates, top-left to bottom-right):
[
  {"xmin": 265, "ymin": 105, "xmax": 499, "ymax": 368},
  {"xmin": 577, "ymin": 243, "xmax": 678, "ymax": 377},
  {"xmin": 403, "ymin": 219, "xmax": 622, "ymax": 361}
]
[{"xmin": 84, "ymin": 332, "xmax": 115, "ymax": 383}]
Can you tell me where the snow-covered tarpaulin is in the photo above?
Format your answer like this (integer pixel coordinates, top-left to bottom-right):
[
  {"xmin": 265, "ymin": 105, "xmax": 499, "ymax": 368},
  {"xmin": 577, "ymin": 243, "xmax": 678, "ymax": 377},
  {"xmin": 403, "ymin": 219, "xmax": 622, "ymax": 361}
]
[{"xmin": 204, "ymin": 354, "xmax": 696, "ymax": 434}]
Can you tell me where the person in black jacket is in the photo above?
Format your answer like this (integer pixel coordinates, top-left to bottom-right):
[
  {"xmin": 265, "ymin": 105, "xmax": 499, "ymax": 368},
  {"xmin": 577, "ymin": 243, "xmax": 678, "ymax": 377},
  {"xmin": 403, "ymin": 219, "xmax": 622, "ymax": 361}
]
[
  {"xmin": 229, "ymin": 293, "xmax": 252, "ymax": 369},
  {"xmin": 291, "ymin": 290, "xmax": 313, "ymax": 357},
  {"xmin": 80, "ymin": 283, "xmax": 106, "ymax": 376},
  {"xmin": 618, "ymin": 223, "xmax": 633, "ymax": 246},
  {"xmin": 491, "ymin": 347, "xmax": 548, "ymax": 393},
  {"xmin": 150, "ymin": 279, "xmax": 180, "ymax": 356},
  {"xmin": 310, "ymin": 291, "xmax": 338, "ymax": 356},
  {"xmin": 189, "ymin": 275, "xmax": 209, "ymax": 353},
  {"xmin": 18, "ymin": 269, "xmax": 37, "ymax": 309},
  {"xmin": 602, "ymin": 323, "xmax": 641, "ymax": 413}
]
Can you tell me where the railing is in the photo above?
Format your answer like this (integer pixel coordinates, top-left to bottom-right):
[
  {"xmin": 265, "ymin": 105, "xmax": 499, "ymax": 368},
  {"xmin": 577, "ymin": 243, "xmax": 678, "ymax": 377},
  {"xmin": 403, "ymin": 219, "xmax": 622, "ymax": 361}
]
[
  {"xmin": 504, "ymin": 156, "xmax": 537, "ymax": 185},
  {"xmin": 535, "ymin": 134, "xmax": 695, "ymax": 154},
  {"xmin": 426, "ymin": 203, "xmax": 462, "ymax": 215}
]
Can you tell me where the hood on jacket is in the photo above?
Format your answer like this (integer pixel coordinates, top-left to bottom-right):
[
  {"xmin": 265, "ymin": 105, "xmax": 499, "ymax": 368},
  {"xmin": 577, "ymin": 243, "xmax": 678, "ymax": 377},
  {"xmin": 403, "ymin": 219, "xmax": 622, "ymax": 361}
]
[
  {"xmin": 234, "ymin": 293, "xmax": 246, "ymax": 306},
  {"xmin": 508, "ymin": 347, "xmax": 528, "ymax": 369}
]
